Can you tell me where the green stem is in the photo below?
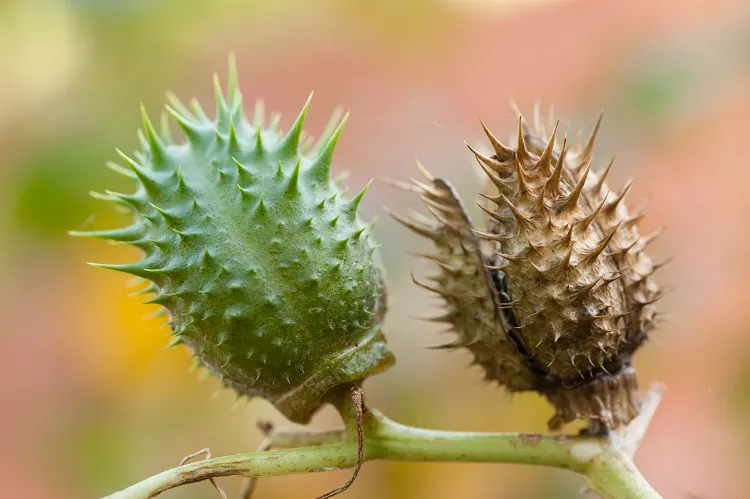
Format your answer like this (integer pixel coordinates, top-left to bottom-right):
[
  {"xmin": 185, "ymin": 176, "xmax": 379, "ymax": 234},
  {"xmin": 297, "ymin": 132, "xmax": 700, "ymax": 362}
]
[
  {"xmin": 583, "ymin": 451, "xmax": 659, "ymax": 499},
  {"xmin": 104, "ymin": 384, "xmax": 664, "ymax": 499}
]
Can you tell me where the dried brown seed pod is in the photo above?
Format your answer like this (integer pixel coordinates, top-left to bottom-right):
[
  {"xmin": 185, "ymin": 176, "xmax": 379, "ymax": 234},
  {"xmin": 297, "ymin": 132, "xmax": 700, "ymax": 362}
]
[{"xmin": 389, "ymin": 109, "xmax": 664, "ymax": 430}]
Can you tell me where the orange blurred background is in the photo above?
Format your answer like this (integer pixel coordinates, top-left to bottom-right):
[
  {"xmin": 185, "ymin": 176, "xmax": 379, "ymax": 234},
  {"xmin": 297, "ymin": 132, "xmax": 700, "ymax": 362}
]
[{"xmin": 2, "ymin": 0, "xmax": 750, "ymax": 497}]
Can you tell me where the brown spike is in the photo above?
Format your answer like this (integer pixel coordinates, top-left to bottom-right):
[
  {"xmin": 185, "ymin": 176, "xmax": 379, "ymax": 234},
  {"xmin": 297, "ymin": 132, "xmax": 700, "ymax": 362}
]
[
  {"xmin": 477, "ymin": 203, "xmax": 513, "ymax": 224},
  {"xmin": 605, "ymin": 236, "xmax": 638, "ymax": 256},
  {"xmin": 478, "ymin": 191, "xmax": 504, "ymax": 205},
  {"xmin": 604, "ymin": 179, "xmax": 633, "ymax": 214},
  {"xmin": 635, "ymin": 292, "xmax": 664, "ymax": 307},
  {"xmin": 557, "ymin": 135, "xmax": 569, "ymax": 166},
  {"xmin": 614, "ymin": 310, "xmax": 638, "ymax": 321},
  {"xmin": 410, "ymin": 251, "xmax": 451, "ymax": 264},
  {"xmin": 385, "ymin": 208, "xmax": 440, "ymax": 240},
  {"xmin": 535, "ymin": 184, "xmax": 549, "ymax": 213},
  {"xmin": 529, "ymin": 260, "xmax": 550, "ymax": 275},
  {"xmin": 535, "ymin": 121, "xmax": 559, "ymax": 172},
  {"xmin": 423, "ymin": 203, "xmax": 454, "ymax": 228},
  {"xmin": 622, "ymin": 209, "xmax": 647, "ymax": 227},
  {"xmin": 496, "ymin": 300, "xmax": 519, "ymax": 310},
  {"xmin": 414, "ymin": 159, "xmax": 434, "ymax": 181},
  {"xmin": 569, "ymin": 276, "xmax": 603, "ymax": 299},
  {"xmin": 602, "ymin": 270, "xmax": 626, "ymax": 285},
  {"xmin": 466, "ymin": 143, "xmax": 512, "ymax": 175},
  {"xmin": 420, "ymin": 194, "xmax": 454, "ymax": 215},
  {"xmin": 410, "ymin": 210, "xmax": 437, "ymax": 227},
  {"xmin": 473, "ymin": 152, "xmax": 514, "ymax": 193},
  {"xmin": 585, "ymin": 354, "xmax": 596, "ymax": 368},
  {"xmin": 557, "ymin": 225, "xmax": 574, "ymax": 249},
  {"xmin": 479, "ymin": 118, "xmax": 514, "ymax": 161},
  {"xmin": 409, "ymin": 177, "xmax": 433, "ymax": 192},
  {"xmin": 559, "ymin": 246, "xmax": 574, "ymax": 269},
  {"xmin": 484, "ymin": 262, "xmax": 508, "ymax": 271},
  {"xmin": 596, "ymin": 341, "xmax": 609, "ymax": 355},
  {"xmin": 639, "ymin": 227, "xmax": 665, "ymax": 248},
  {"xmin": 578, "ymin": 223, "xmax": 620, "ymax": 265},
  {"xmin": 570, "ymin": 354, "xmax": 580, "ymax": 370},
  {"xmin": 496, "ymin": 250, "xmax": 526, "ymax": 262},
  {"xmin": 559, "ymin": 161, "xmax": 591, "ymax": 212},
  {"xmin": 411, "ymin": 178, "xmax": 449, "ymax": 200},
  {"xmin": 381, "ymin": 176, "xmax": 419, "ymax": 193},
  {"xmin": 415, "ymin": 310, "xmax": 458, "ymax": 323},
  {"xmin": 419, "ymin": 254, "xmax": 462, "ymax": 274},
  {"xmin": 577, "ymin": 192, "xmax": 608, "ymax": 232},
  {"xmin": 651, "ymin": 256, "xmax": 674, "ymax": 272},
  {"xmin": 515, "ymin": 116, "xmax": 532, "ymax": 165},
  {"xmin": 514, "ymin": 157, "xmax": 531, "ymax": 195},
  {"xmin": 591, "ymin": 156, "xmax": 615, "ymax": 194},
  {"xmin": 471, "ymin": 229, "xmax": 509, "ymax": 243},
  {"xmin": 527, "ymin": 238, "xmax": 544, "ymax": 256},
  {"xmin": 577, "ymin": 112, "xmax": 603, "ymax": 170},
  {"xmin": 428, "ymin": 338, "xmax": 479, "ymax": 350},
  {"xmin": 411, "ymin": 272, "xmax": 462, "ymax": 299},
  {"xmin": 544, "ymin": 137, "xmax": 567, "ymax": 197},
  {"xmin": 500, "ymin": 193, "xmax": 535, "ymax": 232}
]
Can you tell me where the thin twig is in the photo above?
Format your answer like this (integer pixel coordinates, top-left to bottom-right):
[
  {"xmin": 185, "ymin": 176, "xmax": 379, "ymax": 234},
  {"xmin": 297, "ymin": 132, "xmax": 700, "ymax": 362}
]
[
  {"xmin": 178, "ymin": 448, "xmax": 227, "ymax": 499},
  {"xmin": 316, "ymin": 386, "xmax": 365, "ymax": 499}
]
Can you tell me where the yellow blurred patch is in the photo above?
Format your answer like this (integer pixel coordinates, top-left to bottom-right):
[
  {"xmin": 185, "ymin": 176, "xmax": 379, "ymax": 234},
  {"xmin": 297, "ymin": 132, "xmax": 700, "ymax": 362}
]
[{"xmin": 70, "ymin": 243, "xmax": 196, "ymax": 395}]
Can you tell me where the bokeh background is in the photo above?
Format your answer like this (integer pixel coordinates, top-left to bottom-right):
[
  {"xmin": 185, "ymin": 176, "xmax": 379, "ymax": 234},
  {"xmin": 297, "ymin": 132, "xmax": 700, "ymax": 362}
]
[{"xmin": 2, "ymin": 0, "xmax": 750, "ymax": 497}]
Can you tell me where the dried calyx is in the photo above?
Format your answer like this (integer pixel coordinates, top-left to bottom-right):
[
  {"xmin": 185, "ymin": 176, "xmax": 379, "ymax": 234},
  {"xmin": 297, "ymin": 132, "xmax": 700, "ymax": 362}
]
[{"xmin": 390, "ymin": 109, "xmax": 664, "ymax": 429}]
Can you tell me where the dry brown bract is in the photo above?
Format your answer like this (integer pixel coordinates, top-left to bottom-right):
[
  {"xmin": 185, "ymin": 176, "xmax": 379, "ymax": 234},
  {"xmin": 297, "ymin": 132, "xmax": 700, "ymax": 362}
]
[{"xmin": 389, "ymin": 108, "xmax": 664, "ymax": 430}]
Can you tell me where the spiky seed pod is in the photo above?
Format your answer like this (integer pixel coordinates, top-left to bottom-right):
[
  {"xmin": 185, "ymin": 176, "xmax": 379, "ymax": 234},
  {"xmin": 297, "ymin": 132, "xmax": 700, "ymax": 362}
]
[
  {"xmin": 391, "ymin": 109, "xmax": 664, "ymax": 430},
  {"xmin": 72, "ymin": 58, "xmax": 394, "ymax": 423}
]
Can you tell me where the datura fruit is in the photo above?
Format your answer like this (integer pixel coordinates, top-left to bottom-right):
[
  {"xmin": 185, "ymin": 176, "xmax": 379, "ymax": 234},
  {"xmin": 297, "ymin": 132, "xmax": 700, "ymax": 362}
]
[
  {"xmin": 72, "ymin": 59, "xmax": 394, "ymax": 423},
  {"xmin": 390, "ymin": 112, "xmax": 664, "ymax": 429}
]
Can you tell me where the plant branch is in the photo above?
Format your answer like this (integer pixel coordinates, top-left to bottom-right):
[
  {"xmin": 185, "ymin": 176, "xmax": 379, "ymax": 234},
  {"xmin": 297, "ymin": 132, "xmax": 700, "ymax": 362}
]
[{"xmin": 103, "ymin": 383, "xmax": 664, "ymax": 499}]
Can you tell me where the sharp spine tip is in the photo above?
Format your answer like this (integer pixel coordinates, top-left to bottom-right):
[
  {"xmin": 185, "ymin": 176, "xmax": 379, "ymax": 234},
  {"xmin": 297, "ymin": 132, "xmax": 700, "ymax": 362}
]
[
  {"xmin": 536, "ymin": 120, "xmax": 559, "ymax": 170},
  {"xmin": 345, "ymin": 179, "xmax": 372, "ymax": 216},
  {"xmin": 140, "ymin": 104, "xmax": 165, "ymax": 156},
  {"xmin": 478, "ymin": 118, "xmax": 514, "ymax": 160},
  {"xmin": 165, "ymin": 105, "xmax": 202, "ymax": 140},
  {"xmin": 578, "ymin": 111, "xmax": 603, "ymax": 169},
  {"xmin": 515, "ymin": 115, "xmax": 531, "ymax": 163},
  {"xmin": 543, "ymin": 137, "xmax": 567, "ymax": 197},
  {"xmin": 307, "ymin": 112, "xmax": 348, "ymax": 181},
  {"xmin": 604, "ymin": 179, "xmax": 633, "ymax": 213},
  {"xmin": 559, "ymin": 162, "xmax": 591, "ymax": 212},
  {"xmin": 280, "ymin": 92, "xmax": 314, "ymax": 153},
  {"xmin": 285, "ymin": 158, "xmax": 302, "ymax": 195}
]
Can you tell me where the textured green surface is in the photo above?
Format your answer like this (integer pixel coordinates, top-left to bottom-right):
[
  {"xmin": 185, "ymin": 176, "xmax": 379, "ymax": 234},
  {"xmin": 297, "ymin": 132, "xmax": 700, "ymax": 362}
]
[{"xmin": 72, "ymin": 58, "xmax": 394, "ymax": 423}]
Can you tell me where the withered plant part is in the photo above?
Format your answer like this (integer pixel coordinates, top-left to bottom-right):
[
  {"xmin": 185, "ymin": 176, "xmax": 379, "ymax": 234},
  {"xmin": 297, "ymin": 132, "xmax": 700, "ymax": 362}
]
[{"xmin": 390, "ymin": 110, "xmax": 665, "ymax": 430}]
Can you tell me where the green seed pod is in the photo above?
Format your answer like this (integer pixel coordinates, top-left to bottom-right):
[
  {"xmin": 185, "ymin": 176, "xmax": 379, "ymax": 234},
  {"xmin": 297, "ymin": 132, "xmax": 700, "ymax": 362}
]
[
  {"xmin": 72, "ymin": 58, "xmax": 394, "ymax": 423},
  {"xmin": 391, "ymin": 110, "xmax": 664, "ymax": 430}
]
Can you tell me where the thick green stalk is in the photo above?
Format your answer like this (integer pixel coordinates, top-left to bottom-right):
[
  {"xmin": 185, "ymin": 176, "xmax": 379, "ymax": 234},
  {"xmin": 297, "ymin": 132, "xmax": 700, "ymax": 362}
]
[{"xmin": 104, "ymin": 384, "xmax": 664, "ymax": 499}]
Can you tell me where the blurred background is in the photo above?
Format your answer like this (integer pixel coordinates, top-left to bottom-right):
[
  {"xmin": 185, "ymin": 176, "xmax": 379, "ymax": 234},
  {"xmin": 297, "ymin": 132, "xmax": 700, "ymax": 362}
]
[{"xmin": 2, "ymin": 0, "xmax": 750, "ymax": 497}]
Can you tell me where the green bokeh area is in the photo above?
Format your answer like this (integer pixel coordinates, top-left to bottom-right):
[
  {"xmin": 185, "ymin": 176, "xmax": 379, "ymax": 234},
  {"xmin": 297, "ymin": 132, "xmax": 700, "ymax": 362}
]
[{"xmin": 8, "ymin": 141, "xmax": 124, "ymax": 240}]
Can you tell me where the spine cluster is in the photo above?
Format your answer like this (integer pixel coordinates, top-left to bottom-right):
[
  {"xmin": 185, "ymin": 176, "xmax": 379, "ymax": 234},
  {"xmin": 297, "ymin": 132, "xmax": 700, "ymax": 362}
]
[
  {"xmin": 73, "ymin": 59, "xmax": 394, "ymax": 423},
  {"xmin": 391, "ymin": 110, "xmax": 665, "ymax": 429}
]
